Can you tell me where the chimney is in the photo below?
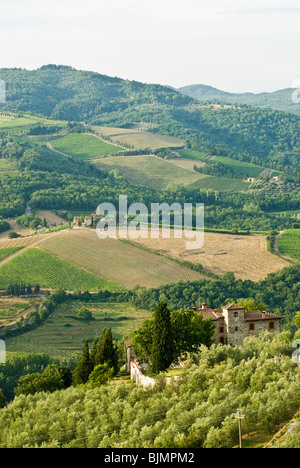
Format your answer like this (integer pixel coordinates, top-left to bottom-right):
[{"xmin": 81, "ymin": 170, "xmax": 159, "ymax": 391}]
[{"xmin": 202, "ymin": 303, "xmax": 207, "ymax": 310}]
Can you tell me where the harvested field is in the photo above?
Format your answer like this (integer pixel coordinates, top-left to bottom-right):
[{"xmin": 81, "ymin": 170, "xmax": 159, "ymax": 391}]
[
  {"xmin": 129, "ymin": 228, "xmax": 290, "ymax": 281},
  {"xmin": 166, "ymin": 158, "xmax": 205, "ymax": 172},
  {"xmin": 94, "ymin": 126, "xmax": 184, "ymax": 150},
  {"xmin": 38, "ymin": 228, "xmax": 206, "ymax": 288},
  {"xmin": 0, "ymin": 219, "xmax": 34, "ymax": 239},
  {"xmin": 36, "ymin": 210, "xmax": 67, "ymax": 228}
]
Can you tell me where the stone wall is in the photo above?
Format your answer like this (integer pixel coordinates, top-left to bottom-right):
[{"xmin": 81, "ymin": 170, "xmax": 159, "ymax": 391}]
[{"xmin": 130, "ymin": 361, "xmax": 155, "ymax": 388}]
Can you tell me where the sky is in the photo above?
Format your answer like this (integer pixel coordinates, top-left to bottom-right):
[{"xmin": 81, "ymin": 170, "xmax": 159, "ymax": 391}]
[{"xmin": 0, "ymin": 0, "xmax": 299, "ymax": 93}]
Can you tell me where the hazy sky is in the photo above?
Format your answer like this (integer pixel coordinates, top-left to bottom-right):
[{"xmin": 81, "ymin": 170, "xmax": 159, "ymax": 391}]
[{"xmin": 0, "ymin": 0, "xmax": 299, "ymax": 92}]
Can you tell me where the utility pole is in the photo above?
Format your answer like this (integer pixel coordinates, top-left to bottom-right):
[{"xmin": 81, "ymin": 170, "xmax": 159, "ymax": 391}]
[{"xmin": 234, "ymin": 408, "xmax": 245, "ymax": 448}]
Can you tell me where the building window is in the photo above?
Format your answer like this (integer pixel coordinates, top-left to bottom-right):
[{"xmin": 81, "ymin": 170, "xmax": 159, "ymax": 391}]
[
  {"xmin": 219, "ymin": 337, "xmax": 224, "ymax": 344},
  {"xmin": 249, "ymin": 323, "xmax": 255, "ymax": 331},
  {"xmin": 233, "ymin": 312, "xmax": 239, "ymax": 318},
  {"xmin": 235, "ymin": 326, "xmax": 238, "ymax": 332},
  {"xmin": 269, "ymin": 321, "xmax": 275, "ymax": 330},
  {"xmin": 219, "ymin": 326, "xmax": 224, "ymax": 333}
]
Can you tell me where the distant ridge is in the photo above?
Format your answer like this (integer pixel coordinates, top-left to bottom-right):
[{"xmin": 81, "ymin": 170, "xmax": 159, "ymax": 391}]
[{"xmin": 177, "ymin": 84, "xmax": 300, "ymax": 117}]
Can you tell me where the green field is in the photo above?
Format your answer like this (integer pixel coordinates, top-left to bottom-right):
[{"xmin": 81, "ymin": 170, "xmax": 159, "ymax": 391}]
[
  {"xmin": 93, "ymin": 153, "xmax": 250, "ymax": 192},
  {"xmin": 0, "ymin": 247, "xmax": 124, "ymax": 291},
  {"xmin": 5, "ymin": 301, "xmax": 150, "ymax": 356},
  {"xmin": 211, "ymin": 155, "xmax": 264, "ymax": 178},
  {"xmin": 0, "ymin": 247, "xmax": 24, "ymax": 262},
  {"xmin": 278, "ymin": 229, "xmax": 300, "ymax": 261},
  {"xmin": 189, "ymin": 175, "xmax": 250, "ymax": 192},
  {"xmin": 50, "ymin": 133, "xmax": 124, "ymax": 160},
  {"xmin": 178, "ymin": 149, "xmax": 209, "ymax": 160},
  {"xmin": 93, "ymin": 154, "xmax": 202, "ymax": 189},
  {"xmin": 0, "ymin": 159, "xmax": 13, "ymax": 170}
]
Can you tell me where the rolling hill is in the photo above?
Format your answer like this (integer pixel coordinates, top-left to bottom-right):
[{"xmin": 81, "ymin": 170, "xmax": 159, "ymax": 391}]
[
  {"xmin": 177, "ymin": 84, "xmax": 300, "ymax": 117},
  {"xmin": 1, "ymin": 66, "xmax": 300, "ymax": 174}
]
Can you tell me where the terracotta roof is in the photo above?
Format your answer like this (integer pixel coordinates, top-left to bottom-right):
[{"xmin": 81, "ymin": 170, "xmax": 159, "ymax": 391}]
[
  {"xmin": 197, "ymin": 308, "xmax": 224, "ymax": 321},
  {"xmin": 244, "ymin": 311, "xmax": 283, "ymax": 321},
  {"xmin": 223, "ymin": 304, "xmax": 245, "ymax": 310}
]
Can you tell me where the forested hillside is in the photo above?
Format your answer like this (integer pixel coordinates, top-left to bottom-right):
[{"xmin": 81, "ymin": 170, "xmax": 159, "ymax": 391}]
[
  {"xmin": 0, "ymin": 139, "xmax": 299, "ymax": 231},
  {"xmin": 1, "ymin": 66, "xmax": 300, "ymax": 174},
  {"xmin": 178, "ymin": 84, "xmax": 300, "ymax": 117}
]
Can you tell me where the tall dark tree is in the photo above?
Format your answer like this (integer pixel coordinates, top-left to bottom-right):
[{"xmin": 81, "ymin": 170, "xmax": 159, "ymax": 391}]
[
  {"xmin": 0, "ymin": 389, "xmax": 7, "ymax": 409},
  {"xmin": 73, "ymin": 340, "xmax": 93, "ymax": 385},
  {"xmin": 94, "ymin": 329, "xmax": 119, "ymax": 374},
  {"xmin": 151, "ymin": 302, "xmax": 174, "ymax": 375}
]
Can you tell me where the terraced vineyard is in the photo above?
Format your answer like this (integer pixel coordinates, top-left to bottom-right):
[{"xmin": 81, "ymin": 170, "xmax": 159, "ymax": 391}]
[{"xmin": 5, "ymin": 301, "xmax": 151, "ymax": 355}]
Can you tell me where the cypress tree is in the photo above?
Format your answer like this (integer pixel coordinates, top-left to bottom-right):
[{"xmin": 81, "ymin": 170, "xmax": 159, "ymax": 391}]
[
  {"xmin": 151, "ymin": 302, "xmax": 174, "ymax": 374},
  {"xmin": 73, "ymin": 340, "xmax": 93, "ymax": 385},
  {"xmin": 94, "ymin": 328, "xmax": 119, "ymax": 374}
]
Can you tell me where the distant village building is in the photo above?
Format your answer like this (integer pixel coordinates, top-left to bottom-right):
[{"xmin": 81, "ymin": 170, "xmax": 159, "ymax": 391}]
[
  {"xmin": 73, "ymin": 213, "xmax": 102, "ymax": 228},
  {"xmin": 269, "ymin": 175, "xmax": 283, "ymax": 185},
  {"xmin": 194, "ymin": 303, "xmax": 282, "ymax": 347}
]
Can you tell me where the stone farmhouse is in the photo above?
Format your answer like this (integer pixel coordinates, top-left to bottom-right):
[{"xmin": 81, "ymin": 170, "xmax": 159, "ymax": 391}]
[
  {"xmin": 73, "ymin": 213, "xmax": 102, "ymax": 228},
  {"xmin": 194, "ymin": 303, "xmax": 282, "ymax": 347},
  {"xmin": 125, "ymin": 302, "xmax": 283, "ymax": 375}
]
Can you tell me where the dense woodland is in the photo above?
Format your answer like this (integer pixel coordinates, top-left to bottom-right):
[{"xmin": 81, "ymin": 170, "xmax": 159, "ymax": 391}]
[{"xmin": 177, "ymin": 84, "xmax": 300, "ymax": 117}]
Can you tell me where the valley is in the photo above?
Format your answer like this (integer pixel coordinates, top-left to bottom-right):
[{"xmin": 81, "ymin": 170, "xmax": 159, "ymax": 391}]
[{"xmin": 0, "ymin": 66, "xmax": 299, "ymax": 449}]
